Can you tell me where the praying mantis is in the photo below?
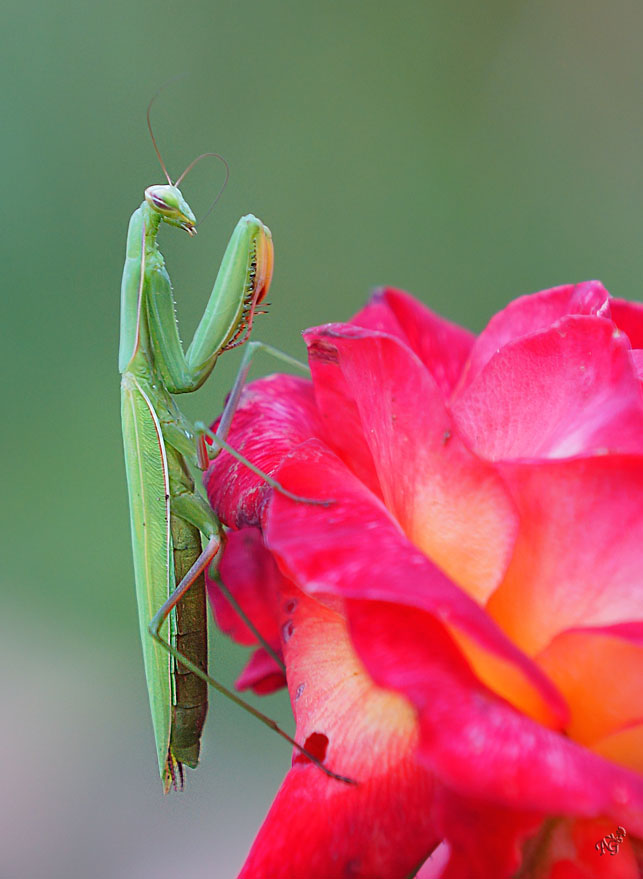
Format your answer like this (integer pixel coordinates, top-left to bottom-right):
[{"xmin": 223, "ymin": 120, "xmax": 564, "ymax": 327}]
[{"xmin": 119, "ymin": 100, "xmax": 354, "ymax": 792}]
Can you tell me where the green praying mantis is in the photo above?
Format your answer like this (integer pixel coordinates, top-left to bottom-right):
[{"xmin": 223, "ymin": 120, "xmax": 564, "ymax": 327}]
[{"xmin": 119, "ymin": 100, "xmax": 354, "ymax": 792}]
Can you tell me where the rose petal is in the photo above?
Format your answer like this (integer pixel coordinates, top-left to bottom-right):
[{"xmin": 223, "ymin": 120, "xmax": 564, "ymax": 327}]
[
  {"xmin": 305, "ymin": 324, "xmax": 518, "ymax": 603},
  {"xmin": 207, "ymin": 528, "xmax": 283, "ymax": 649},
  {"xmin": 280, "ymin": 581, "xmax": 419, "ymax": 782},
  {"xmin": 452, "ymin": 316, "xmax": 643, "ymax": 461},
  {"xmin": 488, "ymin": 456, "xmax": 643, "ymax": 654},
  {"xmin": 205, "ymin": 374, "xmax": 323, "ymax": 528},
  {"xmin": 427, "ymin": 787, "xmax": 543, "ymax": 879},
  {"xmin": 265, "ymin": 440, "xmax": 566, "ymax": 728},
  {"xmin": 610, "ymin": 298, "xmax": 643, "ymax": 349},
  {"xmin": 238, "ymin": 766, "xmax": 436, "ymax": 879},
  {"xmin": 414, "ymin": 842, "xmax": 451, "ymax": 879},
  {"xmin": 630, "ymin": 350, "xmax": 643, "ymax": 385},
  {"xmin": 536, "ymin": 625, "xmax": 643, "ymax": 751},
  {"xmin": 345, "ymin": 599, "xmax": 643, "ymax": 835},
  {"xmin": 305, "ymin": 324, "xmax": 382, "ymax": 498},
  {"xmin": 238, "ymin": 580, "xmax": 437, "ymax": 879},
  {"xmin": 235, "ymin": 647, "xmax": 286, "ymax": 695},
  {"xmin": 351, "ymin": 287, "xmax": 475, "ymax": 396},
  {"xmin": 456, "ymin": 281, "xmax": 611, "ymax": 395}
]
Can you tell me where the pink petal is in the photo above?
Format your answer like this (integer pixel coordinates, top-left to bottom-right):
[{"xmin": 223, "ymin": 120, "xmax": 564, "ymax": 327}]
[
  {"xmin": 305, "ymin": 324, "xmax": 382, "ymax": 499},
  {"xmin": 345, "ymin": 599, "xmax": 643, "ymax": 835},
  {"xmin": 427, "ymin": 787, "xmax": 543, "ymax": 879},
  {"xmin": 630, "ymin": 350, "xmax": 643, "ymax": 384},
  {"xmin": 234, "ymin": 647, "xmax": 286, "ymax": 695},
  {"xmin": 207, "ymin": 528, "xmax": 282, "ymax": 649},
  {"xmin": 265, "ymin": 440, "xmax": 566, "ymax": 729},
  {"xmin": 238, "ymin": 580, "xmax": 438, "ymax": 879},
  {"xmin": 351, "ymin": 287, "xmax": 475, "ymax": 396},
  {"xmin": 605, "ymin": 298, "xmax": 643, "ymax": 389},
  {"xmin": 452, "ymin": 316, "xmax": 643, "ymax": 460},
  {"xmin": 536, "ymin": 625, "xmax": 643, "ymax": 750},
  {"xmin": 610, "ymin": 298, "xmax": 643, "ymax": 349},
  {"xmin": 205, "ymin": 374, "xmax": 323, "ymax": 528},
  {"xmin": 488, "ymin": 456, "xmax": 643, "ymax": 654},
  {"xmin": 455, "ymin": 281, "xmax": 611, "ymax": 396},
  {"xmin": 414, "ymin": 842, "xmax": 451, "ymax": 879},
  {"xmin": 305, "ymin": 324, "xmax": 518, "ymax": 603},
  {"xmin": 238, "ymin": 766, "xmax": 436, "ymax": 879},
  {"xmin": 206, "ymin": 530, "xmax": 286, "ymax": 694}
]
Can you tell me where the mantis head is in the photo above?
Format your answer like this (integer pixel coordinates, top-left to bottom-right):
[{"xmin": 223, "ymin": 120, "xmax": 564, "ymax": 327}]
[{"xmin": 145, "ymin": 185, "xmax": 197, "ymax": 237}]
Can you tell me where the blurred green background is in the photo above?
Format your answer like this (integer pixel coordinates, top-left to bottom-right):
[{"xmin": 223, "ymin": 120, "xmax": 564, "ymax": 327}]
[{"xmin": 3, "ymin": 0, "xmax": 643, "ymax": 876}]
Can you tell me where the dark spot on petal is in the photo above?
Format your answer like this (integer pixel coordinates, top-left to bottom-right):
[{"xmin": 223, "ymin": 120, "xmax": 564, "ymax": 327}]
[
  {"xmin": 307, "ymin": 339, "xmax": 339, "ymax": 365},
  {"xmin": 294, "ymin": 732, "xmax": 328, "ymax": 766},
  {"xmin": 284, "ymin": 598, "xmax": 297, "ymax": 614},
  {"xmin": 282, "ymin": 620, "xmax": 294, "ymax": 642},
  {"xmin": 344, "ymin": 859, "xmax": 362, "ymax": 878},
  {"xmin": 295, "ymin": 682, "xmax": 305, "ymax": 701}
]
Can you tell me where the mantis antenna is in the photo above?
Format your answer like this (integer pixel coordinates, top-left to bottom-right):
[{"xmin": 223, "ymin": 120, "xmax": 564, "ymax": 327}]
[
  {"xmin": 177, "ymin": 152, "xmax": 230, "ymax": 227},
  {"xmin": 146, "ymin": 84, "xmax": 231, "ymax": 226},
  {"xmin": 146, "ymin": 86, "xmax": 174, "ymax": 185}
]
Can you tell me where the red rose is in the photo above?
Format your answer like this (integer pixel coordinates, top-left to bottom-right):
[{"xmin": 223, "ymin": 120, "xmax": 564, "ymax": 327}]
[{"xmin": 205, "ymin": 284, "xmax": 643, "ymax": 878}]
